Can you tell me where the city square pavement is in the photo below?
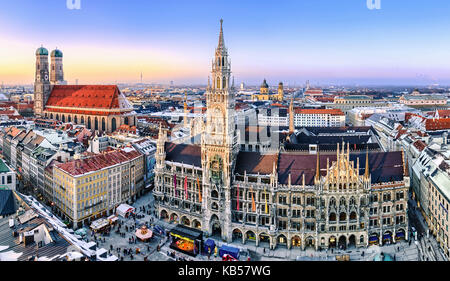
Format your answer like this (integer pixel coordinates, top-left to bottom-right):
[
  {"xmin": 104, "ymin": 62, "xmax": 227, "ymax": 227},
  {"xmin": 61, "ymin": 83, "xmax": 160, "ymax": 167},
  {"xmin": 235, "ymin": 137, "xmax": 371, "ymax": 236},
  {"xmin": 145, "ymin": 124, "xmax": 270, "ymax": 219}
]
[{"xmin": 93, "ymin": 191, "xmax": 428, "ymax": 261}]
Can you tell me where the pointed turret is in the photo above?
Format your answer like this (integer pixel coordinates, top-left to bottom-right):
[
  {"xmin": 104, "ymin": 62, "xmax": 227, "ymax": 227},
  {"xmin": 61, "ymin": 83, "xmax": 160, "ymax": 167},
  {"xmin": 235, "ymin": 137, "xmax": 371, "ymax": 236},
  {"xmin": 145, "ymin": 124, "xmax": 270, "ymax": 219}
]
[
  {"xmin": 336, "ymin": 142, "xmax": 340, "ymax": 171},
  {"xmin": 289, "ymin": 96, "xmax": 294, "ymax": 134},
  {"xmin": 402, "ymin": 149, "xmax": 409, "ymax": 177},
  {"xmin": 364, "ymin": 147, "xmax": 370, "ymax": 179},
  {"xmin": 184, "ymin": 91, "xmax": 188, "ymax": 127},
  {"xmin": 315, "ymin": 150, "xmax": 320, "ymax": 183},
  {"xmin": 218, "ymin": 18, "xmax": 225, "ymax": 50}
]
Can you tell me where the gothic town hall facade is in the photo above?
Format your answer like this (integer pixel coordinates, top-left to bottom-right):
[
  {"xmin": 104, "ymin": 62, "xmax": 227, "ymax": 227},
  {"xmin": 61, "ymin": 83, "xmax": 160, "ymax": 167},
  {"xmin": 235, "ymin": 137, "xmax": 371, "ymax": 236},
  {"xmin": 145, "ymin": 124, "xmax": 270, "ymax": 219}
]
[{"xmin": 153, "ymin": 20, "xmax": 409, "ymax": 250}]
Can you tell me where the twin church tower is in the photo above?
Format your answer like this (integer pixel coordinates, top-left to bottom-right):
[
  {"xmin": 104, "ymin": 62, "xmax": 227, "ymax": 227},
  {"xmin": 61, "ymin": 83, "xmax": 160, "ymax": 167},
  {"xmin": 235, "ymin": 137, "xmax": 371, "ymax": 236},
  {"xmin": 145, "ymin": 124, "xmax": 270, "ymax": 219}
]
[{"xmin": 34, "ymin": 47, "xmax": 66, "ymax": 117}]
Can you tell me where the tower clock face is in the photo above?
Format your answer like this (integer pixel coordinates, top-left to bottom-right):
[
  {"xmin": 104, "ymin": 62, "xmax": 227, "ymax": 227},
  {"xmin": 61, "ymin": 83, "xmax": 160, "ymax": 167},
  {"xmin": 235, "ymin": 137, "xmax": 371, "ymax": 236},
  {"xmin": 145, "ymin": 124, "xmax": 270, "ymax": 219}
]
[
  {"xmin": 44, "ymin": 75, "xmax": 49, "ymax": 81},
  {"xmin": 37, "ymin": 75, "xmax": 40, "ymax": 80}
]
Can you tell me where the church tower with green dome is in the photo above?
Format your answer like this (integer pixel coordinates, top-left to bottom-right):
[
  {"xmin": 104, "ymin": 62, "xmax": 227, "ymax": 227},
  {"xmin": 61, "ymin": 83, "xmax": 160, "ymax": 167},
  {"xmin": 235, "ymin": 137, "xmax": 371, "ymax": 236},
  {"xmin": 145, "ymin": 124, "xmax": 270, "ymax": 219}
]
[
  {"xmin": 34, "ymin": 46, "xmax": 51, "ymax": 117},
  {"xmin": 50, "ymin": 48, "xmax": 66, "ymax": 85}
]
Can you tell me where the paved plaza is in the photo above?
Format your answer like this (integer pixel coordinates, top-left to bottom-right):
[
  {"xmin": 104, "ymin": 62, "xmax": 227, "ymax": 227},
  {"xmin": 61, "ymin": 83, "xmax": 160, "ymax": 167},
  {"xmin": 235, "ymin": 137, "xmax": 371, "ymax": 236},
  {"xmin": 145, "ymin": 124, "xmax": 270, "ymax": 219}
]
[{"xmin": 77, "ymin": 191, "xmax": 449, "ymax": 261}]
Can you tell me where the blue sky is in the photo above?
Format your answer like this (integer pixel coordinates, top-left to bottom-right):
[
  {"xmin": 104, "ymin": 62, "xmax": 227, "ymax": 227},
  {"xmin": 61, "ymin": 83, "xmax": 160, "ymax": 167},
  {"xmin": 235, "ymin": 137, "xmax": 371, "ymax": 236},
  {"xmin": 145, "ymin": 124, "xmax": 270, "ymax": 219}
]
[{"xmin": 1, "ymin": 0, "xmax": 450, "ymax": 86}]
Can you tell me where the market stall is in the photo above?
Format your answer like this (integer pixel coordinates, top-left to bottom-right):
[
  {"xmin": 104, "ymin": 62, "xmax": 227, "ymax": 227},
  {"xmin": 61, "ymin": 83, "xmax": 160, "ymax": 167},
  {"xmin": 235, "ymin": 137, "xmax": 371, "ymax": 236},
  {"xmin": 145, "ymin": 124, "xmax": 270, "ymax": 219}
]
[
  {"xmin": 116, "ymin": 204, "xmax": 135, "ymax": 218},
  {"xmin": 219, "ymin": 244, "xmax": 240, "ymax": 260},
  {"xmin": 74, "ymin": 228, "xmax": 88, "ymax": 238},
  {"xmin": 107, "ymin": 215, "xmax": 118, "ymax": 225},
  {"xmin": 204, "ymin": 239, "xmax": 215, "ymax": 255},
  {"xmin": 90, "ymin": 218, "xmax": 110, "ymax": 233},
  {"xmin": 169, "ymin": 224, "xmax": 203, "ymax": 257},
  {"xmin": 135, "ymin": 225, "xmax": 153, "ymax": 242}
]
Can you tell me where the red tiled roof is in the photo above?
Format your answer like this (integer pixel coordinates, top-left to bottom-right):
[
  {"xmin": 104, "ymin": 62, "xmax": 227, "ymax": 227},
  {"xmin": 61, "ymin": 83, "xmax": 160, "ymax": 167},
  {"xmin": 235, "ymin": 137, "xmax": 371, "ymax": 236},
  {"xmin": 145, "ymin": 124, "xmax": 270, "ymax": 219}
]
[
  {"xmin": 412, "ymin": 140, "xmax": 426, "ymax": 152},
  {"xmin": 395, "ymin": 129, "xmax": 408, "ymax": 140},
  {"xmin": 56, "ymin": 148, "xmax": 142, "ymax": 176},
  {"xmin": 416, "ymin": 131, "xmax": 428, "ymax": 137},
  {"xmin": 271, "ymin": 103, "xmax": 287, "ymax": 108},
  {"xmin": 305, "ymin": 89, "xmax": 323, "ymax": 95},
  {"xmin": 45, "ymin": 85, "xmax": 132, "ymax": 115},
  {"xmin": 116, "ymin": 124, "xmax": 137, "ymax": 134},
  {"xmin": 187, "ymin": 106, "xmax": 207, "ymax": 113},
  {"xmin": 437, "ymin": 110, "xmax": 450, "ymax": 118},
  {"xmin": 425, "ymin": 118, "xmax": 450, "ymax": 131},
  {"xmin": 405, "ymin": 112, "xmax": 425, "ymax": 123},
  {"xmin": 165, "ymin": 142, "xmax": 201, "ymax": 167},
  {"xmin": 236, "ymin": 152, "xmax": 278, "ymax": 175},
  {"xmin": 294, "ymin": 108, "xmax": 345, "ymax": 116},
  {"xmin": 6, "ymin": 127, "xmax": 22, "ymax": 138},
  {"xmin": 314, "ymin": 97, "xmax": 335, "ymax": 103}
]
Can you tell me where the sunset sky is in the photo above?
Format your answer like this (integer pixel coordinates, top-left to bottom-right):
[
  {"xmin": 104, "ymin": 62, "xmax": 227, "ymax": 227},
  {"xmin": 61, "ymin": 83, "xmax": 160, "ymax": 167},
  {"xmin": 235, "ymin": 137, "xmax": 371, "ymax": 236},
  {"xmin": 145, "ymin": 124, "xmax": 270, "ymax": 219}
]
[{"xmin": 1, "ymin": 0, "xmax": 450, "ymax": 86}]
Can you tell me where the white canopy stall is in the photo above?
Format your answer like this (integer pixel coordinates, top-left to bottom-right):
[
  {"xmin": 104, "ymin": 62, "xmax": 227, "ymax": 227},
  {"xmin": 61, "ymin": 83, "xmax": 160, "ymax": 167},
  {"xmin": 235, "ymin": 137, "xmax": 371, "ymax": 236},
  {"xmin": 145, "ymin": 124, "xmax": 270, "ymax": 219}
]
[{"xmin": 116, "ymin": 204, "xmax": 135, "ymax": 218}]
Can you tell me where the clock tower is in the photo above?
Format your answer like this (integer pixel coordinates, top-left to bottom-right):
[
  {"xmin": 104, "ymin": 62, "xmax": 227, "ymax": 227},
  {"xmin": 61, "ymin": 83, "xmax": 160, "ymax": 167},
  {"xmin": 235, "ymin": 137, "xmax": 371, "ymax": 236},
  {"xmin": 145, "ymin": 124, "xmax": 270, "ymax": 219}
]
[
  {"xmin": 201, "ymin": 20, "xmax": 239, "ymax": 241},
  {"xmin": 34, "ymin": 46, "xmax": 51, "ymax": 117}
]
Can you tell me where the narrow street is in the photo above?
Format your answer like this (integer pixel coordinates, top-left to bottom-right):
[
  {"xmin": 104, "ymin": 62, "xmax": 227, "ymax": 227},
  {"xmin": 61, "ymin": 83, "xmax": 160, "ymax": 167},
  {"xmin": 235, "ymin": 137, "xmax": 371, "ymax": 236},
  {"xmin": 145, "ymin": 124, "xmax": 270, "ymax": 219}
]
[{"xmin": 408, "ymin": 195, "xmax": 447, "ymax": 261}]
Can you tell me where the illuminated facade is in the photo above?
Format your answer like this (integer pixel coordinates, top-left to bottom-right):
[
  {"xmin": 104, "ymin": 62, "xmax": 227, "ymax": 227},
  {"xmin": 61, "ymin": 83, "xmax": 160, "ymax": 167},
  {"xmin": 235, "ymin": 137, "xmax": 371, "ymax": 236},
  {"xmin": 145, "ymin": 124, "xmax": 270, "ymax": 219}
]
[
  {"xmin": 53, "ymin": 148, "xmax": 144, "ymax": 228},
  {"xmin": 33, "ymin": 47, "xmax": 136, "ymax": 133},
  {"xmin": 153, "ymin": 20, "xmax": 409, "ymax": 250}
]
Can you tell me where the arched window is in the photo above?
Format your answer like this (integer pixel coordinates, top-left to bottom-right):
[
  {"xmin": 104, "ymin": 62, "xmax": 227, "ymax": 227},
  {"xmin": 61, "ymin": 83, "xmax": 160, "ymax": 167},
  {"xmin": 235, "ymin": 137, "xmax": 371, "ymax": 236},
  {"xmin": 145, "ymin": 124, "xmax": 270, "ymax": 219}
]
[
  {"xmin": 124, "ymin": 117, "xmax": 129, "ymax": 125},
  {"xmin": 339, "ymin": 212, "xmax": 346, "ymax": 221},
  {"xmin": 81, "ymin": 116, "xmax": 84, "ymax": 124},
  {"xmin": 222, "ymin": 76, "xmax": 226, "ymax": 89},
  {"xmin": 74, "ymin": 115, "xmax": 78, "ymax": 124},
  {"xmin": 102, "ymin": 118, "xmax": 106, "ymax": 131},
  {"xmin": 95, "ymin": 117, "xmax": 98, "ymax": 130},
  {"xmin": 350, "ymin": 197, "xmax": 356, "ymax": 207},
  {"xmin": 360, "ymin": 197, "xmax": 366, "ymax": 206},
  {"xmin": 339, "ymin": 197, "xmax": 346, "ymax": 207},
  {"xmin": 329, "ymin": 197, "xmax": 336, "ymax": 208},
  {"xmin": 329, "ymin": 213, "xmax": 336, "ymax": 221},
  {"xmin": 111, "ymin": 117, "xmax": 117, "ymax": 132},
  {"xmin": 68, "ymin": 115, "xmax": 71, "ymax": 123},
  {"xmin": 62, "ymin": 115, "xmax": 65, "ymax": 123},
  {"xmin": 87, "ymin": 117, "xmax": 91, "ymax": 129},
  {"xmin": 211, "ymin": 190, "xmax": 219, "ymax": 199},
  {"xmin": 56, "ymin": 114, "xmax": 59, "ymax": 121},
  {"xmin": 50, "ymin": 113, "xmax": 53, "ymax": 119}
]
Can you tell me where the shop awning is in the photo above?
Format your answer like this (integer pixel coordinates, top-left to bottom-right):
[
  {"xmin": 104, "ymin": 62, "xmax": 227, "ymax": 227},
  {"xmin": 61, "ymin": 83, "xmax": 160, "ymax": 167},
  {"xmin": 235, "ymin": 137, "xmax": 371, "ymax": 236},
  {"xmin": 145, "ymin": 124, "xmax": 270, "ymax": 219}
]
[
  {"xmin": 395, "ymin": 232, "xmax": 405, "ymax": 237},
  {"xmin": 369, "ymin": 236, "xmax": 379, "ymax": 242},
  {"xmin": 383, "ymin": 234, "xmax": 392, "ymax": 240}
]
